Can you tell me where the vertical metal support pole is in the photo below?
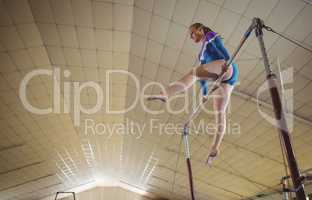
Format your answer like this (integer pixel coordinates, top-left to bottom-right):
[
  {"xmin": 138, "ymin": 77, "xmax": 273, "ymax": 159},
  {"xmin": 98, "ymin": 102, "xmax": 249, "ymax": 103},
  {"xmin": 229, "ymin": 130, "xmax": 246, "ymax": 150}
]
[
  {"xmin": 55, "ymin": 192, "xmax": 59, "ymax": 200},
  {"xmin": 282, "ymin": 177, "xmax": 290, "ymax": 200},
  {"xmin": 182, "ymin": 125, "xmax": 195, "ymax": 200},
  {"xmin": 254, "ymin": 18, "xmax": 306, "ymax": 200}
]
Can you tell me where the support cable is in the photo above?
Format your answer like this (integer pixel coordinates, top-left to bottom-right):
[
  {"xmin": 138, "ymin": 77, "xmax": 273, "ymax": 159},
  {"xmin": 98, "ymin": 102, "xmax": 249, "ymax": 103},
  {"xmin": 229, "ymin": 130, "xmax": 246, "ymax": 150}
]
[{"xmin": 264, "ymin": 25, "xmax": 312, "ymax": 53}]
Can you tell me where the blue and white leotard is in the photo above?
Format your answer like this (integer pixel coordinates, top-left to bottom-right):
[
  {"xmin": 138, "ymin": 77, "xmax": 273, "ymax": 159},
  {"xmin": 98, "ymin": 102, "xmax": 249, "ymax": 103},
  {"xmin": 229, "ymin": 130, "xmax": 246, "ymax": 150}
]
[{"xmin": 198, "ymin": 31, "xmax": 239, "ymax": 96}]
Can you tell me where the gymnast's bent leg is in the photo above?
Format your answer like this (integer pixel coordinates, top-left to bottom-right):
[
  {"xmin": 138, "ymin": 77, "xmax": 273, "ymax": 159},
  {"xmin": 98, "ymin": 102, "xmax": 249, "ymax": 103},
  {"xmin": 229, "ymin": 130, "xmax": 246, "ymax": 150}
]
[{"xmin": 147, "ymin": 59, "xmax": 232, "ymax": 101}]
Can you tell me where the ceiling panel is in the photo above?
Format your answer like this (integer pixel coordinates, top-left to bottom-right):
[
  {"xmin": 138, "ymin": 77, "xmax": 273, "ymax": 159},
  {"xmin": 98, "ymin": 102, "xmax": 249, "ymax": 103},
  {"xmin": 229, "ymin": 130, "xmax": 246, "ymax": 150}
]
[
  {"xmin": 149, "ymin": 15, "xmax": 170, "ymax": 44},
  {"xmin": 193, "ymin": 0, "xmax": 220, "ymax": 27},
  {"xmin": 0, "ymin": 0, "xmax": 311, "ymax": 200}
]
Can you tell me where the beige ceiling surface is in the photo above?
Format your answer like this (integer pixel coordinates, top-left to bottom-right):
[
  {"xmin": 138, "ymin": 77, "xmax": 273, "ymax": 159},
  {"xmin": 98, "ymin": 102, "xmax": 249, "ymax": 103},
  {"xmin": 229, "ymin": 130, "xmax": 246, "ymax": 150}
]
[
  {"xmin": 60, "ymin": 187, "xmax": 152, "ymax": 200},
  {"xmin": 0, "ymin": 0, "xmax": 311, "ymax": 200}
]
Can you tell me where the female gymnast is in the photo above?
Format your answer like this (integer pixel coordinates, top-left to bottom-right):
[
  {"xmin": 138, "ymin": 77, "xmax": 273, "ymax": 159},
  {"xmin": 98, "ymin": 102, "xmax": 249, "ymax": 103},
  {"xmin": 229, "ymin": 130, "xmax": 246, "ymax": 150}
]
[{"xmin": 148, "ymin": 22, "xmax": 239, "ymax": 164}]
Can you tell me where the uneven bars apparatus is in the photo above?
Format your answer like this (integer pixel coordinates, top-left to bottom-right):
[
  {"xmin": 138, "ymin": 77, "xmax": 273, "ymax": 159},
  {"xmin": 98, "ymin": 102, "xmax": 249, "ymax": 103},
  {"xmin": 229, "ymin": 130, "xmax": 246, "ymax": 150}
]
[
  {"xmin": 182, "ymin": 17, "xmax": 306, "ymax": 200},
  {"xmin": 55, "ymin": 192, "xmax": 76, "ymax": 200}
]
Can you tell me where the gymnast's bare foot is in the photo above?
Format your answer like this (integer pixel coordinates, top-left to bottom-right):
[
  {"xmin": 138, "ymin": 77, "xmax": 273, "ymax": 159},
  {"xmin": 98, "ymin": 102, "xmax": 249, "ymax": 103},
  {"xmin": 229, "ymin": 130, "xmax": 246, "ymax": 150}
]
[
  {"xmin": 147, "ymin": 92, "xmax": 168, "ymax": 103},
  {"xmin": 206, "ymin": 146, "xmax": 219, "ymax": 167}
]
